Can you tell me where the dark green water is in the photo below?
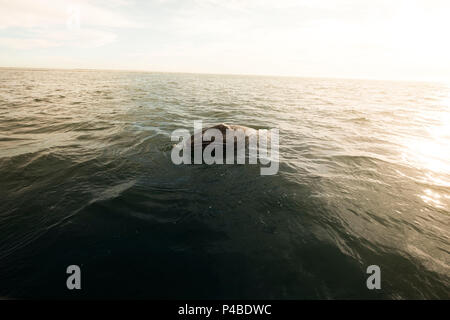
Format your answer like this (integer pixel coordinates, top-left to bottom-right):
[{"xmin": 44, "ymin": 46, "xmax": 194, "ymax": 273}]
[{"xmin": 0, "ymin": 69, "xmax": 448, "ymax": 299}]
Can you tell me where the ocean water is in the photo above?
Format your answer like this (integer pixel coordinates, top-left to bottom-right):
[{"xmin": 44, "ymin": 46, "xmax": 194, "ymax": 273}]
[{"xmin": 0, "ymin": 68, "xmax": 448, "ymax": 299}]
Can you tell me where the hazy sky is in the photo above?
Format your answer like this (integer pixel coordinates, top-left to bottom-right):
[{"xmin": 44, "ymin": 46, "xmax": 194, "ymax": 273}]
[{"xmin": 1, "ymin": 0, "xmax": 449, "ymax": 81}]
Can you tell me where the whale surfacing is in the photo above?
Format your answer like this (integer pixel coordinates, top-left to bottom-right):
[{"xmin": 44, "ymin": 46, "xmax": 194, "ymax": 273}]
[
  {"xmin": 171, "ymin": 121, "xmax": 280, "ymax": 174},
  {"xmin": 189, "ymin": 123, "xmax": 258, "ymax": 150}
]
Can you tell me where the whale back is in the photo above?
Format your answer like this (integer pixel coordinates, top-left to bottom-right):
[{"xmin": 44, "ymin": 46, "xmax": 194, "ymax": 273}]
[{"xmin": 189, "ymin": 123, "xmax": 258, "ymax": 149}]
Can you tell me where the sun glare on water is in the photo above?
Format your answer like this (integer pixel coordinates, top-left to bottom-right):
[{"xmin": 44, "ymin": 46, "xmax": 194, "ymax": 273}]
[{"xmin": 401, "ymin": 92, "xmax": 450, "ymax": 209}]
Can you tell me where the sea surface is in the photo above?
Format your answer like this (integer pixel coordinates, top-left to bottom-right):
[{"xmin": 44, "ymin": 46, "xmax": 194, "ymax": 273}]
[{"xmin": 0, "ymin": 68, "xmax": 449, "ymax": 299}]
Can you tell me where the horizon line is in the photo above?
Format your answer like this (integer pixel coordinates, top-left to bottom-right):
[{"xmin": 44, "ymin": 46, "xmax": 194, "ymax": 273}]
[{"xmin": 0, "ymin": 65, "xmax": 444, "ymax": 84}]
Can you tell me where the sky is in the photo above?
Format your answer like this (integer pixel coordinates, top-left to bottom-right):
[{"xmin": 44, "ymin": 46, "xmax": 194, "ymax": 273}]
[{"xmin": 0, "ymin": 0, "xmax": 450, "ymax": 81}]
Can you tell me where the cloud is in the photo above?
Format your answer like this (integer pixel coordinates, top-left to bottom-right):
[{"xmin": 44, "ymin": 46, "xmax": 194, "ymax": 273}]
[
  {"xmin": 0, "ymin": 0, "xmax": 140, "ymax": 29},
  {"xmin": 0, "ymin": 0, "xmax": 139, "ymax": 50},
  {"xmin": 0, "ymin": 37, "xmax": 60, "ymax": 50},
  {"xmin": 0, "ymin": 28, "xmax": 117, "ymax": 49}
]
